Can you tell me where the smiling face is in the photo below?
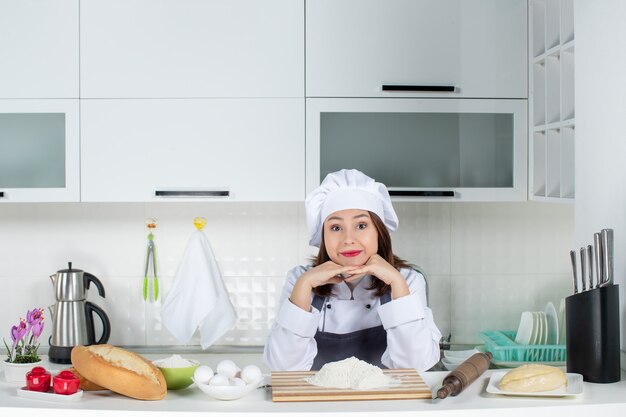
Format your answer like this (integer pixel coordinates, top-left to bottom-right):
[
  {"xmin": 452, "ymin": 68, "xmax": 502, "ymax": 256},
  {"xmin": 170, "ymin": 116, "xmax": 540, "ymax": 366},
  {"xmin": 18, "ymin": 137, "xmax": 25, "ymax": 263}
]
[{"xmin": 322, "ymin": 209, "xmax": 379, "ymax": 266}]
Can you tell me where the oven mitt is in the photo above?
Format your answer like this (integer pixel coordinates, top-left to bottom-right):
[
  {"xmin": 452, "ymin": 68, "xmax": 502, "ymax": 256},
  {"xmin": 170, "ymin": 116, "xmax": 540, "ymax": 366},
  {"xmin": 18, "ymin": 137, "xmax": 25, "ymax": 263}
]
[{"xmin": 162, "ymin": 230, "xmax": 236, "ymax": 349}]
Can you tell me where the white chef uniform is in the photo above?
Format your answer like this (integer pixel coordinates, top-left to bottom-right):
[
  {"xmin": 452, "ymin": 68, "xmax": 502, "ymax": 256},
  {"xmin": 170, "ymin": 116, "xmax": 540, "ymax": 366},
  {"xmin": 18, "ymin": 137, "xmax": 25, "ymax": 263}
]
[{"xmin": 263, "ymin": 265, "xmax": 442, "ymax": 372}]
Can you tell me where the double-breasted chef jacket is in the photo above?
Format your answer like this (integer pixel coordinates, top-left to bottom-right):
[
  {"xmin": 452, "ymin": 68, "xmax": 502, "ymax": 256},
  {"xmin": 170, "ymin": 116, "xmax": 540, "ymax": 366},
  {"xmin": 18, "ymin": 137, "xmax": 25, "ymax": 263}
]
[{"xmin": 263, "ymin": 266, "xmax": 442, "ymax": 372}]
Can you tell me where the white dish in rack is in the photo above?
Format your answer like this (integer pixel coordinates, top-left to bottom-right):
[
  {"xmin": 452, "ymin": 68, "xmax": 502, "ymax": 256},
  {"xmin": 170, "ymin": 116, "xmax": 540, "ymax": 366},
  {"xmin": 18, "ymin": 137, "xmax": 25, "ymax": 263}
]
[
  {"xmin": 545, "ymin": 301, "xmax": 559, "ymax": 345},
  {"xmin": 486, "ymin": 371, "xmax": 583, "ymax": 397}
]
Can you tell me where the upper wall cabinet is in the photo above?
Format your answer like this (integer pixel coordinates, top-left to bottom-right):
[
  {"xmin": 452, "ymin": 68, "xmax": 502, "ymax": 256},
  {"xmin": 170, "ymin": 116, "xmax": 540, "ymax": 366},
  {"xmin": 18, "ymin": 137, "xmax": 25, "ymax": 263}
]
[
  {"xmin": 306, "ymin": 0, "xmax": 527, "ymax": 98},
  {"xmin": 80, "ymin": 0, "xmax": 304, "ymax": 98},
  {"xmin": 0, "ymin": 100, "xmax": 80, "ymax": 202},
  {"xmin": 81, "ymin": 99, "xmax": 304, "ymax": 202},
  {"xmin": 0, "ymin": 0, "xmax": 79, "ymax": 98}
]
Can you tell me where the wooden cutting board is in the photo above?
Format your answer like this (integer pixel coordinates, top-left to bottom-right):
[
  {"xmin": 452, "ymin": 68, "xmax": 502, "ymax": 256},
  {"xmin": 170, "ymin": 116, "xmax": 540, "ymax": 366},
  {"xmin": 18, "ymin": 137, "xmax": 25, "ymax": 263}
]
[{"xmin": 271, "ymin": 368, "xmax": 433, "ymax": 402}]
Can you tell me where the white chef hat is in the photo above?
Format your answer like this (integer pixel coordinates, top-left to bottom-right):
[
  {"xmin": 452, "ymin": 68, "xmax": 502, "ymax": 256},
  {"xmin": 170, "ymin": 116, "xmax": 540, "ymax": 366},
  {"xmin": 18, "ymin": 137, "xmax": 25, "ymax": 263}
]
[{"xmin": 306, "ymin": 169, "xmax": 398, "ymax": 247}]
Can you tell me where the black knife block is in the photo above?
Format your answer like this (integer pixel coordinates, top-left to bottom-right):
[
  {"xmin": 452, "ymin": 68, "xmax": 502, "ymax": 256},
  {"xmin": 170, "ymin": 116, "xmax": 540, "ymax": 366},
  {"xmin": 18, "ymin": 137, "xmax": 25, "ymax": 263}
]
[{"xmin": 565, "ymin": 284, "xmax": 621, "ymax": 383}]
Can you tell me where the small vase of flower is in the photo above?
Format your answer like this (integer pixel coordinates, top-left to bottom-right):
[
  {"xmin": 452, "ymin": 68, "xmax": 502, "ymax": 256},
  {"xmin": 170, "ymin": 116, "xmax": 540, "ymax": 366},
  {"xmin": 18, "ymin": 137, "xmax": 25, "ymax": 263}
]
[{"xmin": 3, "ymin": 308, "xmax": 45, "ymax": 384}]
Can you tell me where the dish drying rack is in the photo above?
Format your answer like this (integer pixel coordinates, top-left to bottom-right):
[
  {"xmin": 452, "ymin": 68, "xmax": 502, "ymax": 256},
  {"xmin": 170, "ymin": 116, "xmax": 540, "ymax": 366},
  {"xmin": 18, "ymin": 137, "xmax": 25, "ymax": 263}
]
[{"xmin": 479, "ymin": 331, "xmax": 566, "ymax": 362}]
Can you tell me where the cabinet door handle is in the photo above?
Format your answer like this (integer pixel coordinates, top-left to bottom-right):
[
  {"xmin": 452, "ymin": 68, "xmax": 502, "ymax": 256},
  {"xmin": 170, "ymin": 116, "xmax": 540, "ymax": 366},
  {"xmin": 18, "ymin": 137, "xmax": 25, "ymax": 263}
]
[
  {"xmin": 154, "ymin": 190, "xmax": 230, "ymax": 197},
  {"xmin": 382, "ymin": 85, "xmax": 456, "ymax": 92},
  {"xmin": 0, "ymin": 191, "xmax": 4, "ymax": 198},
  {"xmin": 389, "ymin": 190, "xmax": 455, "ymax": 197}
]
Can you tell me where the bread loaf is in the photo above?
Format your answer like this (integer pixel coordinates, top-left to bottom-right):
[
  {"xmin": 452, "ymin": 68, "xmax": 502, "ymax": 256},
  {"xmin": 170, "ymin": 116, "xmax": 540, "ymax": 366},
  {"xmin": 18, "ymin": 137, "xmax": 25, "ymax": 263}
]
[
  {"xmin": 64, "ymin": 367, "xmax": 107, "ymax": 391},
  {"xmin": 71, "ymin": 345, "xmax": 166, "ymax": 400},
  {"xmin": 499, "ymin": 364, "xmax": 567, "ymax": 392}
]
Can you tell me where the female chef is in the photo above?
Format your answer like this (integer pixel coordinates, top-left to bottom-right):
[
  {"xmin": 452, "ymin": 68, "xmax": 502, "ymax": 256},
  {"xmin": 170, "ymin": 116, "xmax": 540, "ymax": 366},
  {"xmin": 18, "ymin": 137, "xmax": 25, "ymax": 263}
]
[{"xmin": 263, "ymin": 169, "xmax": 441, "ymax": 371}]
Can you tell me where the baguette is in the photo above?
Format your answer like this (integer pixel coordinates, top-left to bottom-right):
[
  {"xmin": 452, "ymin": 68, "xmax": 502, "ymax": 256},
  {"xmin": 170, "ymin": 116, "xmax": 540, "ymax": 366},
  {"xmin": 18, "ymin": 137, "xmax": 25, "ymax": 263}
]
[
  {"xmin": 71, "ymin": 344, "xmax": 166, "ymax": 400},
  {"xmin": 64, "ymin": 367, "xmax": 107, "ymax": 391},
  {"xmin": 499, "ymin": 364, "xmax": 567, "ymax": 392}
]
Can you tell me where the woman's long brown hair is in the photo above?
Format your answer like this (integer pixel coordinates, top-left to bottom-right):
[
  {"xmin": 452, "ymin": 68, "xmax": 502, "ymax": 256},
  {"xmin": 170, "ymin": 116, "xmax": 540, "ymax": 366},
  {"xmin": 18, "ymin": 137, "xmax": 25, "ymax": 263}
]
[{"xmin": 312, "ymin": 211, "xmax": 410, "ymax": 297}]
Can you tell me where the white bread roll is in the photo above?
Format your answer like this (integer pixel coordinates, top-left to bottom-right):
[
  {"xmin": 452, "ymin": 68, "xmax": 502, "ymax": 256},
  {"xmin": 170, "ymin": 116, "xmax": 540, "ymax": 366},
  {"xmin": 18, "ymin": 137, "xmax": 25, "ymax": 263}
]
[
  {"xmin": 64, "ymin": 367, "xmax": 107, "ymax": 391},
  {"xmin": 71, "ymin": 344, "xmax": 166, "ymax": 400},
  {"xmin": 499, "ymin": 364, "xmax": 567, "ymax": 392}
]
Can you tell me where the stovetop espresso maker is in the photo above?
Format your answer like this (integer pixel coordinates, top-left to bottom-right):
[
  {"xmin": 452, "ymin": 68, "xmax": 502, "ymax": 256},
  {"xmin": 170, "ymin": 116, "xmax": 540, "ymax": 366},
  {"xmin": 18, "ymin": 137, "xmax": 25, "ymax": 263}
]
[{"xmin": 48, "ymin": 262, "xmax": 111, "ymax": 364}]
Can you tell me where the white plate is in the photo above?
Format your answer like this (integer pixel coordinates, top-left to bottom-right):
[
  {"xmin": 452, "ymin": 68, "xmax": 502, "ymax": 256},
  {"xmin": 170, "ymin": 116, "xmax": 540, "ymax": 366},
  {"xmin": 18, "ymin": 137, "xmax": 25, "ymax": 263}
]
[
  {"xmin": 545, "ymin": 302, "xmax": 559, "ymax": 345},
  {"xmin": 515, "ymin": 312, "xmax": 534, "ymax": 345},
  {"xmin": 441, "ymin": 358, "xmax": 459, "ymax": 371},
  {"xmin": 534, "ymin": 311, "xmax": 548, "ymax": 345},
  {"xmin": 558, "ymin": 298, "xmax": 566, "ymax": 345},
  {"xmin": 193, "ymin": 377, "xmax": 264, "ymax": 401},
  {"xmin": 443, "ymin": 348, "xmax": 480, "ymax": 361},
  {"xmin": 443, "ymin": 349, "xmax": 480, "ymax": 365},
  {"xmin": 486, "ymin": 371, "xmax": 583, "ymax": 397},
  {"xmin": 17, "ymin": 387, "xmax": 83, "ymax": 402}
]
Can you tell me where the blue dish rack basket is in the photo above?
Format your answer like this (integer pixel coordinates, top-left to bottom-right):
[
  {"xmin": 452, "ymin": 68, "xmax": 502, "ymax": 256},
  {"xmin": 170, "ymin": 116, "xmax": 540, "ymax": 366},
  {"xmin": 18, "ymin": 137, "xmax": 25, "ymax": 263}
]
[{"xmin": 479, "ymin": 330, "xmax": 566, "ymax": 362}]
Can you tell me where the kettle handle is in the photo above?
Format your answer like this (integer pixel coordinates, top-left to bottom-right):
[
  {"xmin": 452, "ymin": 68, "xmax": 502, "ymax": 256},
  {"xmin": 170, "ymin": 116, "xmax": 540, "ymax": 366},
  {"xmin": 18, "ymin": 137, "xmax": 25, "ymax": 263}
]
[
  {"xmin": 84, "ymin": 273, "xmax": 106, "ymax": 298},
  {"xmin": 85, "ymin": 302, "xmax": 111, "ymax": 345}
]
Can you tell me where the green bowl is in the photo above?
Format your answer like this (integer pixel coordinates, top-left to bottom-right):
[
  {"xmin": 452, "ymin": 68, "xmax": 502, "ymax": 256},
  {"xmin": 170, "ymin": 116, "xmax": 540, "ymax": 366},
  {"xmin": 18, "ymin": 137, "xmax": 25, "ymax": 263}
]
[{"xmin": 156, "ymin": 361, "xmax": 200, "ymax": 390}]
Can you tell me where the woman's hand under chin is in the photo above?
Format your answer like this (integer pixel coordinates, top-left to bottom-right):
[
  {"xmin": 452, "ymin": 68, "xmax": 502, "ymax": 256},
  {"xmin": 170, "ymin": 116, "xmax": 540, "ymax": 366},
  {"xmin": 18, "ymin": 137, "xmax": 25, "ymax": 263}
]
[
  {"xmin": 289, "ymin": 261, "xmax": 360, "ymax": 311},
  {"xmin": 347, "ymin": 255, "xmax": 410, "ymax": 299}
]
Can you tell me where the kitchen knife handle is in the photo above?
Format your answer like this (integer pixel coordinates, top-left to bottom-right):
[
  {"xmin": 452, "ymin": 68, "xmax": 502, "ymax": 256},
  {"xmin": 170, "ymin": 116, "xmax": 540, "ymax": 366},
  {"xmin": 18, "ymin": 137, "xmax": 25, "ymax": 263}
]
[
  {"xmin": 594, "ymin": 232, "xmax": 603, "ymax": 288},
  {"xmin": 155, "ymin": 190, "xmax": 229, "ymax": 197},
  {"xmin": 570, "ymin": 250, "xmax": 578, "ymax": 294},
  {"xmin": 382, "ymin": 85, "xmax": 456, "ymax": 92},
  {"xmin": 388, "ymin": 190, "xmax": 455, "ymax": 197},
  {"xmin": 579, "ymin": 247, "xmax": 587, "ymax": 292},
  {"xmin": 601, "ymin": 228, "xmax": 614, "ymax": 286}
]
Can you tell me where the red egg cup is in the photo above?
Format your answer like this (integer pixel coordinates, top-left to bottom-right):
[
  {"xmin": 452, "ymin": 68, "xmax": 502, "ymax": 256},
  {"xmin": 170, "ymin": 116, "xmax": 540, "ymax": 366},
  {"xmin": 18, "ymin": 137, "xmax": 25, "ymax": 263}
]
[
  {"xmin": 26, "ymin": 366, "xmax": 52, "ymax": 392},
  {"xmin": 53, "ymin": 370, "xmax": 80, "ymax": 395}
]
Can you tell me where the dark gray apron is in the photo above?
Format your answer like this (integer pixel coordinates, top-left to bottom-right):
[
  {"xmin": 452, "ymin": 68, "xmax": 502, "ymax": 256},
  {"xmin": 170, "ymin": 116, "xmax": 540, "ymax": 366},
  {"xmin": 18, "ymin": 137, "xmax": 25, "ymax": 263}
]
[{"xmin": 311, "ymin": 291, "xmax": 392, "ymax": 370}]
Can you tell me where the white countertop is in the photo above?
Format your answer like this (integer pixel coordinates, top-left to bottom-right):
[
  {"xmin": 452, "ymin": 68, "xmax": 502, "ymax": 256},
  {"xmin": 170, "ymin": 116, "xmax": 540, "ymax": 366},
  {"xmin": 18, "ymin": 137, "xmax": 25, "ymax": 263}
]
[{"xmin": 2, "ymin": 353, "xmax": 626, "ymax": 417}]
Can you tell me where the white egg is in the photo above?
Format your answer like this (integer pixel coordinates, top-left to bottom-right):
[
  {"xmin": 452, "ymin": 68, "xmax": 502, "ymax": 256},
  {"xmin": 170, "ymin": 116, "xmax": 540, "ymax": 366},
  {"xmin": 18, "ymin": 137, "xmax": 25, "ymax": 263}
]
[
  {"xmin": 240, "ymin": 365, "xmax": 263, "ymax": 384},
  {"xmin": 216, "ymin": 359, "xmax": 239, "ymax": 378},
  {"xmin": 229, "ymin": 377, "xmax": 246, "ymax": 387},
  {"xmin": 208, "ymin": 374, "xmax": 230, "ymax": 386},
  {"xmin": 193, "ymin": 365, "xmax": 214, "ymax": 384}
]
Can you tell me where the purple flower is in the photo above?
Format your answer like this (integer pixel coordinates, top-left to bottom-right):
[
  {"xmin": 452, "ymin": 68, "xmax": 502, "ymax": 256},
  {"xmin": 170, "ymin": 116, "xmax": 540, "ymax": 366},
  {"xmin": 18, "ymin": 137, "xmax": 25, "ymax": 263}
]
[
  {"xmin": 6, "ymin": 308, "xmax": 45, "ymax": 363},
  {"xmin": 11, "ymin": 320, "xmax": 27, "ymax": 345},
  {"xmin": 31, "ymin": 320, "xmax": 44, "ymax": 344},
  {"xmin": 26, "ymin": 308, "xmax": 44, "ymax": 327}
]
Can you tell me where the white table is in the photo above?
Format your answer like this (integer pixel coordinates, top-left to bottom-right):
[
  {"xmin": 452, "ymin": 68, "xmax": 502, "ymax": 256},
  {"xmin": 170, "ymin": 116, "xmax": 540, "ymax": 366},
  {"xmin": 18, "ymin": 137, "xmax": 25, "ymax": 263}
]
[{"xmin": 2, "ymin": 354, "xmax": 626, "ymax": 417}]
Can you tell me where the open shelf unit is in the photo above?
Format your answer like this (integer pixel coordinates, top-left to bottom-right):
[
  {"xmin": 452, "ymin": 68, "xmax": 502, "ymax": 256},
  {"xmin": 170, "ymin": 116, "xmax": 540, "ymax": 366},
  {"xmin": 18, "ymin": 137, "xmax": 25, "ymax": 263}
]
[{"xmin": 529, "ymin": 0, "xmax": 575, "ymax": 202}]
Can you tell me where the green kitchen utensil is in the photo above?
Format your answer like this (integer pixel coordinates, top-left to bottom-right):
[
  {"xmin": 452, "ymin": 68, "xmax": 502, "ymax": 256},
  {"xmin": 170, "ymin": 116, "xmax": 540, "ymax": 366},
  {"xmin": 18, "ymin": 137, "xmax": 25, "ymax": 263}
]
[{"xmin": 143, "ymin": 218, "xmax": 159, "ymax": 302}]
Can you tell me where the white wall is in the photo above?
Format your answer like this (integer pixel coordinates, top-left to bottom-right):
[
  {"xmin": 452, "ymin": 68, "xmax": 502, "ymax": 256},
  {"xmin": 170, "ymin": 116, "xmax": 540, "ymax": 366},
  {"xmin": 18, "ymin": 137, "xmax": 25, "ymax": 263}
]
[
  {"xmin": 0, "ymin": 201, "xmax": 573, "ymax": 349},
  {"xmin": 575, "ymin": 0, "xmax": 626, "ymax": 362}
]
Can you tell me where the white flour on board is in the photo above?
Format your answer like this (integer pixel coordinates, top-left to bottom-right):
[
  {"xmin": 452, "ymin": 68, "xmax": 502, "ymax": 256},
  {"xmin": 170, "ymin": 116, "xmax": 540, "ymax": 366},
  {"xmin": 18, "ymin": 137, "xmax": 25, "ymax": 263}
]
[{"xmin": 306, "ymin": 357, "xmax": 393, "ymax": 390}]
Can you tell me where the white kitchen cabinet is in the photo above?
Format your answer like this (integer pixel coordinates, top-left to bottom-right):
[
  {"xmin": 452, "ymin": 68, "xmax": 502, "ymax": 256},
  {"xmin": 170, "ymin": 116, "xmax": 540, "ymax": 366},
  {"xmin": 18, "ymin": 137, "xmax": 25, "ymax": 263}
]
[
  {"xmin": 306, "ymin": 0, "xmax": 527, "ymax": 98},
  {"xmin": 529, "ymin": 0, "xmax": 575, "ymax": 201},
  {"xmin": 80, "ymin": 0, "xmax": 303, "ymax": 99},
  {"xmin": 307, "ymin": 98, "xmax": 527, "ymax": 202},
  {"xmin": 81, "ymin": 99, "xmax": 304, "ymax": 202},
  {"xmin": 0, "ymin": 0, "xmax": 79, "ymax": 98},
  {"xmin": 0, "ymin": 100, "xmax": 80, "ymax": 202}
]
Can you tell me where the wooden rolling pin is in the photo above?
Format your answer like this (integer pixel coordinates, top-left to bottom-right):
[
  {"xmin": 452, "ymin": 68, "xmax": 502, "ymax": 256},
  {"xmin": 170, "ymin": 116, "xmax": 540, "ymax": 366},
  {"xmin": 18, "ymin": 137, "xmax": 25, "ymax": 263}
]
[{"xmin": 436, "ymin": 352, "xmax": 493, "ymax": 399}]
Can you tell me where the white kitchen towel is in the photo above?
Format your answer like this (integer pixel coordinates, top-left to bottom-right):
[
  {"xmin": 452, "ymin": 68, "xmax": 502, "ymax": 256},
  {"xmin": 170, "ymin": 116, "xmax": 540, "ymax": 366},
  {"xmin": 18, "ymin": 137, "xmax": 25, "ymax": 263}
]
[{"xmin": 162, "ymin": 230, "xmax": 236, "ymax": 349}]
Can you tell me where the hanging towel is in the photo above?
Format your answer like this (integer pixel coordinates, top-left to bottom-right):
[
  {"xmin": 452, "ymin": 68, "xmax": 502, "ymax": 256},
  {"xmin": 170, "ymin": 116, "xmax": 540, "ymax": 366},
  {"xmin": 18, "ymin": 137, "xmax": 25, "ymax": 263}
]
[{"xmin": 162, "ymin": 230, "xmax": 236, "ymax": 349}]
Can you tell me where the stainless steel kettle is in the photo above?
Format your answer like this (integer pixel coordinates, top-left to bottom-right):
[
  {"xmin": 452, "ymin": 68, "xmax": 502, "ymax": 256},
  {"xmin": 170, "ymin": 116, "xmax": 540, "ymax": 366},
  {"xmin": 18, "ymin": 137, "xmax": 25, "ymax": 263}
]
[
  {"xmin": 50, "ymin": 261, "xmax": 106, "ymax": 301},
  {"xmin": 48, "ymin": 262, "xmax": 111, "ymax": 364}
]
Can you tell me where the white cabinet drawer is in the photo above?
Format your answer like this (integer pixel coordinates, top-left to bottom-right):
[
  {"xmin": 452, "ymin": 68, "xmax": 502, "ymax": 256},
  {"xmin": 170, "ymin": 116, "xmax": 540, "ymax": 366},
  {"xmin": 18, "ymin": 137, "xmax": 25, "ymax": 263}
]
[
  {"xmin": 0, "ymin": 0, "xmax": 79, "ymax": 98},
  {"xmin": 306, "ymin": 0, "xmax": 527, "ymax": 98},
  {"xmin": 80, "ymin": 0, "xmax": 304, "ymax": 98},
  {"xmin": 81, "ymin": 99, "xmax": 304, "ymax": 202},
  {"xmin": 0, "ymin": 99, "xmax": 80, "ymax": 202}
]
